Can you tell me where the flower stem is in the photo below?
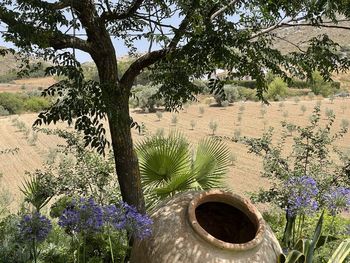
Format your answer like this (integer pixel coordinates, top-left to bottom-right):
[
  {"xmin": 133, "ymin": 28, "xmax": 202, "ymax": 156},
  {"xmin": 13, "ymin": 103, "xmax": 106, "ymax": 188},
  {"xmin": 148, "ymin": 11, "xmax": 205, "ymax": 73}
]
[
  {"xmin": 33, "ymin": 238, "xmax": 37, "ymax": 263},
  {"xmin": 108, "ymin": 228, "xmax": 115, "ymax": 263}
]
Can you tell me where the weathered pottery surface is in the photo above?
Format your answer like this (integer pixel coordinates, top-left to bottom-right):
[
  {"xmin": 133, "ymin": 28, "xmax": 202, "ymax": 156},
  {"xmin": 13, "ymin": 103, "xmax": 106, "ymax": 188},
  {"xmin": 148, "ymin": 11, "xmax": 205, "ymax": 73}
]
[{"xmin": 130, "ymin": 190, "xmax": 282, "ymax": 263}]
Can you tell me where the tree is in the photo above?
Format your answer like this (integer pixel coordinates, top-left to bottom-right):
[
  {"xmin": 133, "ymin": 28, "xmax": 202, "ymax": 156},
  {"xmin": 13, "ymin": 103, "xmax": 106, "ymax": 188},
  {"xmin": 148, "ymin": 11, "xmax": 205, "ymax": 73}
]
[{"xmin": 1, "ymin": 0, "xmax": 350, "ymax": 212}]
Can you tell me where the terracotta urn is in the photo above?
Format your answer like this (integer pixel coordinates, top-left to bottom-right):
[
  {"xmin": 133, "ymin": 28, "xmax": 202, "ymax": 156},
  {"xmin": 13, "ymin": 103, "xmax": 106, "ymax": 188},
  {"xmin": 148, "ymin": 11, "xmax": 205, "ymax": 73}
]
[{"xmin": 130, "ymin": 189, "xmax": 282, "ymax": 263}]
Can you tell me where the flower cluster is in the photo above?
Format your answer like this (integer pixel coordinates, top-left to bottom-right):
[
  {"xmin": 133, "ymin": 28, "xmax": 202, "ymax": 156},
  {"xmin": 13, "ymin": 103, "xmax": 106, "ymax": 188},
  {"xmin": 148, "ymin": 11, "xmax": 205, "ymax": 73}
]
[
  {"xmin": 19, "ymin": 212, "xmax": 52, "ymax": 243},
  {"xmin": 121, "ymin": 202, "xmax": 153, "ymax": 239},
  {"xmin": 59, "ymin": 198, "xmax": 153, "ymax": 239},
  {"xmin": 58, "ymin": 198, "xmax": 103, "ymax": 234},
  {"xmin": 324, "ymin": 187, "xmax": 350, "ymax": 216},
  {"xmin": 285, "ymin": 176, "xmax": 319, "ymax": 217}
]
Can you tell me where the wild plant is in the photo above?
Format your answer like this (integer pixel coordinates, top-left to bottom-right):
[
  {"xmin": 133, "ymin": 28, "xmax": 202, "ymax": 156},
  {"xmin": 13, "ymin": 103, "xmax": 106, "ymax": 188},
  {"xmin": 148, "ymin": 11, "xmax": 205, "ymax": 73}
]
[
  {"xmin": 238, "ymin": 104, "xmax": 245, "ymax": 114},
  {"xmin": 278, "ymin": 101, "xmax": 285, "ymax": 112},
  {"xmin": 329, "ymin": 95, "xmax": 335, "ymax": 104},
  {"xmin": 341, "ymin": 119, "xmax": 349, "ymax": 130},
  {"xmin": 242, "ymin": 106, "xmax": 349, "ymax": 250},
  {"xmin": 260, "ymin": 106, "xmax": 267, "ymax": 119},
  {"xmin": 282, "ymin": 110, "xmax": 288, "ymax": 119},
  {"xmin": 293, "ymin": 97, "xmax": 300, "ymax": 105},
  {"xmin": 300, "ymin": 104, "xmax": 307, "ymax": 115},
  {"xmin": 233, "ymin": 128, "xmax": 241, "ymax": 140},
  {"xmin": 198, "ymin": 106, "xmax": 204, "ymax": 117},
  {"xmin": 155, "ymin": 128, "xmax": 165, "ymax": 137},
  {"xmin": 28, "ymin": 132, "xmax": 39, "ymax": 145},
  {"xmin": 222, "ymin": 100, "xmax": 229, "ymax": 108},
  {"xmin": 190, "ymin": 120, "xmax": 196, "ymax": 130},
  {"xmin": 308, "ymin": 92, "xmax": 315, "ymax": 100},
  {"xmin": 156, "ymin": 111, "xmax": 163, "ymax": 121},
  {"xmin": 340, "ymin": 104, "xmax": 347, "ymax": 114},
  {"xmin": 229, "ymin": 153, "xmax": 237, "ymax": 166},
  {"xmin": 209, "ymin": 120, "xmax": 218, "ymax": 135},
  {"xmin": 325, "ymin": 108, "xmax": 335, "ymax": 119},
  {"xmin": 171, "ymin": 114, "xmax": 178, "ymax": 126}
]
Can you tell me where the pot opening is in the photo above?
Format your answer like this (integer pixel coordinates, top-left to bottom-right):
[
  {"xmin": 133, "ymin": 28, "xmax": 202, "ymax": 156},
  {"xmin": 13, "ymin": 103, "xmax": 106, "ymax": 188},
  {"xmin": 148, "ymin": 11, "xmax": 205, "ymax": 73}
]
[{"xmin": 195, "ymin": 201, "xmax": 257, "ymax": 244}]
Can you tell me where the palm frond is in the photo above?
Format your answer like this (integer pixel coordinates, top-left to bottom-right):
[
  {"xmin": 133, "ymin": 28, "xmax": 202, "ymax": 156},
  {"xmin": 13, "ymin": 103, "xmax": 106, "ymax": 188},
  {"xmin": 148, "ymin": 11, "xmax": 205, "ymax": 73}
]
[
  {"xmin": 136, "ymin": 132, "xmax": 190, "ymax": 190},
  {"xmin": 192, "ymin": 137, "xmax": 231, "ymax": 189}
]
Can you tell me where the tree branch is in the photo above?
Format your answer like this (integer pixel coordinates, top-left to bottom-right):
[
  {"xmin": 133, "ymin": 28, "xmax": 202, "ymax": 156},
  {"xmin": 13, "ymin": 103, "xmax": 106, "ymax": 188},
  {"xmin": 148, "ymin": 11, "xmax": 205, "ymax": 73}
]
[
  {"xmin": 210, "ymin": 0, "xmax": 239, "ymax": 21},
  {"xmin": 100, "ymin": 0, "xmax": 145, "ymax": 22},
  {"xmin": 120, "ymin": 49, "xmax": 168, "ymax": 87},
  {"xmin": 0, "ymin": 7, "xmax": 92, "ymax": 53}
]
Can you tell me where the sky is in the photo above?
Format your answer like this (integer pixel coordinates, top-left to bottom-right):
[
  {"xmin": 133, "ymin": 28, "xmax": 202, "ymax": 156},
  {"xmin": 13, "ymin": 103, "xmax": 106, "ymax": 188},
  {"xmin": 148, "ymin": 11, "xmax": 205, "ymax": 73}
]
[{"xmin": 0, "ymin": 2, "xmax": 178, "ymax": 63}]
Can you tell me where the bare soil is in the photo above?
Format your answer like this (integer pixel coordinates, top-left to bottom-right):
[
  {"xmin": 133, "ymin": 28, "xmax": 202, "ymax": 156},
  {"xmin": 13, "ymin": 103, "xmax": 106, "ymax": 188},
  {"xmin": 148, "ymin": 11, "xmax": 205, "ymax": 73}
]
[{"xmin": 0, "ymin": 97, "xmax": 349, "ymax": 210}]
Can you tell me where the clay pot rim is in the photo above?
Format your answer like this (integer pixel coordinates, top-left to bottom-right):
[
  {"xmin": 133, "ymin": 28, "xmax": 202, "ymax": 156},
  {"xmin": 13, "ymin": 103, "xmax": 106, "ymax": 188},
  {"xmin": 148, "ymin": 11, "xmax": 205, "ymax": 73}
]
[{"xmin": 188, "ymin": 189, "xmax": 266, "ymax": 251}]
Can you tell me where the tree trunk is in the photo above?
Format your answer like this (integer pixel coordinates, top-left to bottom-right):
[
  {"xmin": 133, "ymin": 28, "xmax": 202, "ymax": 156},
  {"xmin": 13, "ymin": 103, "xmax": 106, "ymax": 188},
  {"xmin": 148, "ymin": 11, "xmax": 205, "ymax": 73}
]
[{"xmin": 92, "ymin": 50, "xmax": 145, "ymax": 213}]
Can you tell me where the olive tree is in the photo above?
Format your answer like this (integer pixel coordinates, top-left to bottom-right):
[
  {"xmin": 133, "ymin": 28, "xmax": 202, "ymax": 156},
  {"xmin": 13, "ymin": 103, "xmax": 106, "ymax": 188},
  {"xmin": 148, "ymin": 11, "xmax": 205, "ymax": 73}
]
[{"xmin": 1, "ymin": 0, "xmax": 350, "ymax": 212}]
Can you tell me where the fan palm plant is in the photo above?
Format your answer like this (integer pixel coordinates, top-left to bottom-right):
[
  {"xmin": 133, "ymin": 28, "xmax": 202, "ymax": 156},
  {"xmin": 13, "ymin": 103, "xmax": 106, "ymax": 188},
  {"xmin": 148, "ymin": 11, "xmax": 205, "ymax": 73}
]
[{"xmin": 136, "ymin": 132, "xmax": 231, "ymax": 210}]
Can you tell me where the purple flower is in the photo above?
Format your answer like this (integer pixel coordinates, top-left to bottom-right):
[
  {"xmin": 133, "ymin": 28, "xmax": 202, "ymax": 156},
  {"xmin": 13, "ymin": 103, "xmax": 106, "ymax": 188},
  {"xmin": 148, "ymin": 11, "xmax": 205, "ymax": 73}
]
[
  {"xmin": 58, "ymin": 197, "xmax": 153, "ymax": 239},
  {"xmin": 324, "ymin": 187, "xmax": 350, "ymax": 216},
  {"xmin": 120, "ymin": 202, "xmax": 153, "ymax": 239},
  {"xmin": 103, "ymin": 204, "xmax": 126, "ymax": 230},
  {"xmin": 19, "ymin": 212, "xmax": 52, "ymax": 243},
  {"xmin": 58, "ymin": 197, "xmax": 103, "ymax": 235},
  {"xmin": 285, "ymin": 176, "xmax": 319, "ymax": 217}
]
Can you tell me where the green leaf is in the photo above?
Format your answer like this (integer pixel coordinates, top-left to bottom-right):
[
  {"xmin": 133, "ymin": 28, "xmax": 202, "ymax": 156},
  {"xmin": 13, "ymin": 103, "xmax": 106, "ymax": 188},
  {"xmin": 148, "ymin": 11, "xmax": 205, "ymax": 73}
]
[
  {"xmin": 285, "ymin": 250, "xmax": 305, "ymax": 263},
  {"xmin": 327, "ymin": 239, "xmax": 350, "ymax": 263},
  {"xmin": 306, "ymin": 211, "xmax": 324, "ymax": 263}
]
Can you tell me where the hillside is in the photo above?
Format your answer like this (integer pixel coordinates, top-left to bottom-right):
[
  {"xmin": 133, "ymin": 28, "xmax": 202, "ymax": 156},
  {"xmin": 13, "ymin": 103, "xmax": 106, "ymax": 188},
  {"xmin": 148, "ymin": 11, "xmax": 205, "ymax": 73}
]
[{"xmin": 273, "ymin": 20, "xmax": 350, "ymax": 54}]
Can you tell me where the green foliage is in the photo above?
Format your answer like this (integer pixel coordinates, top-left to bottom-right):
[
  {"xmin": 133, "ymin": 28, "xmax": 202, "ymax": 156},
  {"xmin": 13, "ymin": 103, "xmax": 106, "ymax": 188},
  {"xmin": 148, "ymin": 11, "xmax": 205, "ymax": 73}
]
[
  {"xmin": 242, "ymin": 106, "xmax": 349, "ymax": 251},
  {"xmin": 20, "ymin": 170, "xmax": 55, "ymax": 212},
  {"xmin": 35, "ymin": 129, "xmax": 119, "ymax": 204},
  {"xmin": 310, "ymin": 72, "xmax": 340, "ymax": 97},
  {"xmin": 136, "ymin": 133, "xmax": 230, "ymax": 209},
  {"xmin": 267, "ymin": 77, "xmax": 288, "ymax": 101},
  {"xmin": 214, "ymin": 85, "xmax": 239, "ymax": 105},
  {"xmin": 131, "ymin": 85, "xmax": 163, "ymax": 112},
  {"xmin": 24, "ymin": 97, "xmax": 50, "ymax": 112},
  {"xmin": 0, "ymin": 215, "xmax": 31, "ymax": 262},
  {"xmin": 237, "ymin": 87, "xmax": 258, "ymax": 101},
  {"xmin": 0, "ymin": 105, "xmax": 9, "ymax": 116},
  {"xmin": 0, "ymin": 92, "xmax": 24, "ymax": 114},
  {"xmin": 0, "ymin": 92, "xmax": 50, "ymax": 114}
]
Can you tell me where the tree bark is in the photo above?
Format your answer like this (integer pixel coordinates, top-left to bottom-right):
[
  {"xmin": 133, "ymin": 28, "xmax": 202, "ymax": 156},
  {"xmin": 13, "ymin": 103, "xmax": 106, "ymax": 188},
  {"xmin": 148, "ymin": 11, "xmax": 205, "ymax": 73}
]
[{"xmin": 91, "ymin": 45, "xmax": 145, "ymax": 213}]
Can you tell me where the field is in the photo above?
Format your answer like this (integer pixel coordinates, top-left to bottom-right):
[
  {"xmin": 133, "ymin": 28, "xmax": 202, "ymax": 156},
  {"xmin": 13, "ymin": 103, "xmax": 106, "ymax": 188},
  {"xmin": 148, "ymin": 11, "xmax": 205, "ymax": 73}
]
[
  {"xmin": 0, "ymin": 76, "xmax": 56, "ymax": 93},
  {"xmin": 1, "ymin": 96, "xmax": 350, "ymax": 210}
]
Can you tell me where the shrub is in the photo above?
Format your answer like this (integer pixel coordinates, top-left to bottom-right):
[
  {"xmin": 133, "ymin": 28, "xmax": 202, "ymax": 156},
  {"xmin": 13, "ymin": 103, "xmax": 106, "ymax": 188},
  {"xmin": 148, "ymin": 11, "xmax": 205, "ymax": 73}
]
[
  {"xmin": 266, "ymin": 77, "xmax": 288, "ymax": 101},
  {"xmin": 0, "ymin": 92, "xmax": 24, "ymax": 114},
  {"xmin": 221, "ymin": 100, "xmax": 229, "ymax": 108},
  {"xmin": 214, "ymin": 85, "xmax": 239, "ymax": 105},
  {"xmin": 131, "ymin": 85, "xmax": 162, "ymax": 111},
  {"xmin": 300, "ymin": 104, "xmax": 307, "ymax": 115},
  {"xmin": 24, "ymin": 97, "xmax": 50, "ymax": 112},
  {"xmin": 237, "ymin": 87, "xmax": 258, "ymax": 101},
  {"xmin": 0, "ymin": 106, "xmax": 9, "ymax": 116},
  {"xmin": 325, "ymin": 108, "xmax": 335, "ymax": 119},
  {"xmin": 244, "ymin": 106, "xmax": 349, "ymax": 250},
  {"xmin": 310, "ymin": 71, "xmax": 340, "ymax": 97}
]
